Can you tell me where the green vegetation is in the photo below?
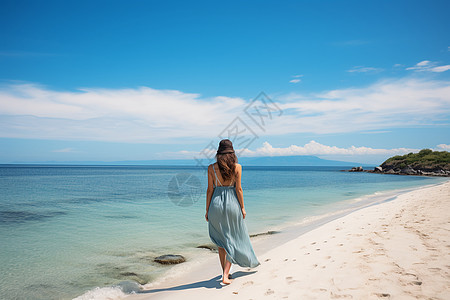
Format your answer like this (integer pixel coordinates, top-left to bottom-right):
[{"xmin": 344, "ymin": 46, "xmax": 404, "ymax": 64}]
[{"xmin": 381, "ymin": 149, "xmax": 450, "ymax": 171}]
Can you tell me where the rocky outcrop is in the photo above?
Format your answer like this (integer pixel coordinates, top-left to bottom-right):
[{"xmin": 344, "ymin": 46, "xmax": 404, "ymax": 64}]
[
  {"xmin": 348, "ymin": 166, "xmax": 364, "ymax": 172},
  {"xmin": 344, "ymin": 165, "xmax": 449, "ymax": 177},
  {"xmin": 373, "ymin": 165, "xmax": 450, "ymax": 177},
  {"xmin": 344, "ymin": 149, "xmax": 450, "ymax": 177}
]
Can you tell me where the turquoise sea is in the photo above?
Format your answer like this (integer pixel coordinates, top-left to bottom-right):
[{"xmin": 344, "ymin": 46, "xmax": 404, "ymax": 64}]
[{"xmin": 0, "ymin": 165, "xmax": 446, "ymax": 300}]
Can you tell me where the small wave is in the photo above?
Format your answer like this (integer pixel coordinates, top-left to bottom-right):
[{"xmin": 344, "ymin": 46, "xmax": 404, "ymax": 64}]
[
  {"xmin": 0, "ymin": 210, "xmax": 66, "ymax": 224},
  {"xmin": 73, "ymin": 281, "xmax": 142, "ymax": 300},
  {"xmin": 103, "ymin": 214, "xmax": 138, "ymax": 219}
]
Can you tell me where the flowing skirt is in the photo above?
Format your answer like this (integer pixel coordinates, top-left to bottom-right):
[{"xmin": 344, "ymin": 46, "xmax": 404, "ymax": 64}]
[{"xmin": 208, "ymin": 186, "xmax": 260, "ymax": 268}]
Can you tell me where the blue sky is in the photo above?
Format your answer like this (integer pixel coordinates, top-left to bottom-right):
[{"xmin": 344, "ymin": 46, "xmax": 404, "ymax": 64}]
[{"xmin": 0, "ymin": 0, "xmax": 449, "ymax": 164}]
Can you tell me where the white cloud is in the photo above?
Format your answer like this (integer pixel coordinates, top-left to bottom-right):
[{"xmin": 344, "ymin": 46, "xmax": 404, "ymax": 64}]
[
  {"xmin": 0, "ymin": 83, "xmax": 247, "ymax": 142},
  {"xmin": 417, "ymin": 60, "xmax": 430, "ymax": 66},
  {"xmin": 0, "ymin": 77, "xmax": 449, "ymax": 142},
  {"xmin": 347, "ymin": 66, "xmax": 382, "ymax": 73},
  {"xmin": 436, "ymin": 144, "xmax": 450, "ymax": 151},
  {"xmin": 237, "ymin": 141, "xmax": 419, "ymax": 157},
  {"xmin": 431, "ymin": 65, "xmax": 450, "ymax": 72},
  {"xmin": 406, "ymin": 60, "xmax": 450, "ymax": 72},
  {"xmin": 169, "ymin": 141, "xmax": 448, "ymax": 161},
  {"xmin": 273, "ymin": 77, "xmax": 450, "ymax": 135},
  {"xmin": 289, "ymin": 74, "xmax": 303, "ymax": 83}
]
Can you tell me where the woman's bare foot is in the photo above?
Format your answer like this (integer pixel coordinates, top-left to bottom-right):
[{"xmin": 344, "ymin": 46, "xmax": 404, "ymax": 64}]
[
  {"xmin": 222, "ymin": 259, "xmax": 233, "ymax": 284},
  {"xmin": 222, "ymin": 277, "xmax": 233, "ymax": 285}
]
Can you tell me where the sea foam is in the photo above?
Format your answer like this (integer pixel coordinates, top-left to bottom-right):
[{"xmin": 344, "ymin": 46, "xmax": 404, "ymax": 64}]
[{"xmin": 73, "ymin": 281, "xmax": 142, "ymax": 300}]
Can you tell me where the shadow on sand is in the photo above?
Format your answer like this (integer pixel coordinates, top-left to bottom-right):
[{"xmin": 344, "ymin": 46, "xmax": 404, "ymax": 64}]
[{"xmin": 138, "ymin": 271, "xmax": 257, "ymax": 294}]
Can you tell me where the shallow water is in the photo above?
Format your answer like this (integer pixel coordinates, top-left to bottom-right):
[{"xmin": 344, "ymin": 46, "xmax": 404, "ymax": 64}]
[{"xmin": 0, "ymin": 165, "xmax": 445, "ymax": 300}]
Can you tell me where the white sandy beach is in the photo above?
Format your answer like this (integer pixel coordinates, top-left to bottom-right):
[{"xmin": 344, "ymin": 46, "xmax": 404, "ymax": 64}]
[{"xmin": 126, "ymin": 181, "xmax": 450, "ymax": 300}]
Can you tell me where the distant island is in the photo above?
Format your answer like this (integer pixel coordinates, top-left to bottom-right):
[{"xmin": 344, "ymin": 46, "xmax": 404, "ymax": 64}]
[{"xmin": 347, "ymin": 149, "xmax": 450, "ymax": 177}]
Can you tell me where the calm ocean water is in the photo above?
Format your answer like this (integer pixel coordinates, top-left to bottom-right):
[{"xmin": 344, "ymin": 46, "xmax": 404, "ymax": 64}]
[{"xmin": 0, "ymin": 165, "xmax": 445, "ymax": 300}]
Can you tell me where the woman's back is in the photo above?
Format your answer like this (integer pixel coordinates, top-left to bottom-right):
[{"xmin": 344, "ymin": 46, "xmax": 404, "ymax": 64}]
[{"xmin": 212, "ymin": 162, "xmax": 240, "ymax": 187}]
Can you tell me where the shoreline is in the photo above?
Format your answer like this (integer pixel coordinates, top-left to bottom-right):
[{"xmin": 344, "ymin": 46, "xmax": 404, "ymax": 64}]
[{"xmin": 115, "ymin": 180, "xmax": 450, "ymax": 300}]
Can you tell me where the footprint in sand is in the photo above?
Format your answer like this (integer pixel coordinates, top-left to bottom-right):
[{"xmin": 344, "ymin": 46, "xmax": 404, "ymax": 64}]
[
  {"xmin": 285, "ymin": 276, "xmax": 297, "ymax": 284},
  {"xmin": 330, "ymin": 292, "xmax": 353, "ymax": 298},
  {"xmin": 242, "ymin": 281, "xmax": 254, "ymax": 286},
  {"xmin": 373, "ymin": 292, "xmax": 391, "ymax": 298},
  {"xmin": 265, "ymin": 289, "xmax": 275, "ymax": 295},
  {"xmin": 428, "ymin": 267, "xmax": 441, "ymax": 272}
]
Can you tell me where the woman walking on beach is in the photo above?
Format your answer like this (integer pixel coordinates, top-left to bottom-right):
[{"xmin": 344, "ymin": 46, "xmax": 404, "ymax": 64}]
[{"xmin": 205, "ymin": 139, "xmax": 260, "ymax": 285}]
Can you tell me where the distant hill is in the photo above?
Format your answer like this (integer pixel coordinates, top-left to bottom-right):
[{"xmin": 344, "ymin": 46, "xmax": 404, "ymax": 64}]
[{"xmin": 14, "ymin": 155, "xmax": 369, "ymax": 167}]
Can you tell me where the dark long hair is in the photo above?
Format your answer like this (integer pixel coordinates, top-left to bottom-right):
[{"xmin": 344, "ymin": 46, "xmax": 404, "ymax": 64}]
[
  {"xmin": 215, "ymin": 152, "xmax": 238, "ymax": 182},
  {"xmin": 215, "ymin": 139, "xmax": 238, "ymax": 182}
]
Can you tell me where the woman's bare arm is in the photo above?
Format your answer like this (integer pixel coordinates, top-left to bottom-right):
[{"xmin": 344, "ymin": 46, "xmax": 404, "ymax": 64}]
[
  {"xmin": 205, "ymin": 164, "xmax": 214, "ymax": 221},
  {"xmin": 234, "ymin": 164, "xmax": 246, "ymax": 219}
]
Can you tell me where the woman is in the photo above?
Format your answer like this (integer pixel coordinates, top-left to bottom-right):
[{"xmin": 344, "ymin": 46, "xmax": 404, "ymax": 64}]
[{"xmin": 205, "ymin": 139, "xmax": 260, "ymax": 285}]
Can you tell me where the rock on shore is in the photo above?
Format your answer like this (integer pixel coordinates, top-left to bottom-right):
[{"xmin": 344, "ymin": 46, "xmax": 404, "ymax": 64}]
[{"xmin": 154, "ymin": 254, "xmax": 186, "ymax": 265}]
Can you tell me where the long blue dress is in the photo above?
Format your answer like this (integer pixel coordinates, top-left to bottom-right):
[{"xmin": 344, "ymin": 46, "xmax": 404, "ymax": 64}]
[{"xmin": 207, "ymin": 164, "xmax": 260, "ymax": 268}]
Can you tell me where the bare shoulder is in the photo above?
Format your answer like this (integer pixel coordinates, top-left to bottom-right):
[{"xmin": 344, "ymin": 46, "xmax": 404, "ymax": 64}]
[{"xmin": 235, "ymin": 163, "xmax": 242, "ymax": 171}]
